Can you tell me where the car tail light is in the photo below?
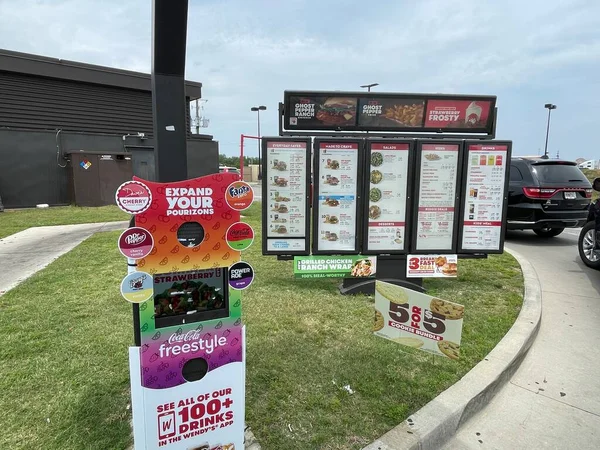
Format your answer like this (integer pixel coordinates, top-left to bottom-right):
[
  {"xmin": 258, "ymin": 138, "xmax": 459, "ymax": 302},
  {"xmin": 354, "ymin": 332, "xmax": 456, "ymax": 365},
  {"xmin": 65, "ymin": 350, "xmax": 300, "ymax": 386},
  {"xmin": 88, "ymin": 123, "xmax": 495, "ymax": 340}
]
[
  {"xmin": 585, "ymin": 189, "xmax": 593, "ymax": 198},
  {"xmin": 522, "ymin": 187, "xmax": 557, "ymax": 199}
]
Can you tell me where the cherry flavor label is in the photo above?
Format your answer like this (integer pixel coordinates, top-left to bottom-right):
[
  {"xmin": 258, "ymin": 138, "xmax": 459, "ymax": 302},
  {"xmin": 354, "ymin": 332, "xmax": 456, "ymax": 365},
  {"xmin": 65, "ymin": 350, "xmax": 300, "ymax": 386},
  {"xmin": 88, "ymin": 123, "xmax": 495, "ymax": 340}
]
[
  {"xmin": 115, "ymin": 180, "xmax": 152, "ymax": 214},
  {"xmin": 118, "ymin": 227, "xmax": 154, "ymax": 259},
  {"xmin": 225, "ymin": 181, "xmax": 254, "ymax": 211},
  {"xmin": 226, "ymin": 222, "xmax": 254, "ymax": 251},
  {"xmin": 228, "ymin": 261, "xmax": 254, "ymax": 290}
]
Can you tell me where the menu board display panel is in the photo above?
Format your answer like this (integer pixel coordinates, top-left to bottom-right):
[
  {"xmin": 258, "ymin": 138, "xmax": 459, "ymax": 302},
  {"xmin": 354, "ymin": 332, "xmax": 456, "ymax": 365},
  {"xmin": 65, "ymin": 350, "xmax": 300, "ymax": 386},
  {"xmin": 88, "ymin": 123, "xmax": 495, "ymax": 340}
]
[
  {"xmin": 313, "ymin": 140, "xmax": 362, "ymax": 254},
  {"xmin": 364, "ymin": 141, "xmax": 413, "ymax": 254},
  {"xmin": 413, "ymin": 142, "xmax": 462, "ymax": 253},
  {"xmin": 284, "ymin": 91, "xmax": 496, "ymax": 133},
  {"xmin": 459, "ymin": 141, "xmax": 512, "ymax": 254},
  {"xmin": 262, "ymin": 138, "xmax": 311, "ymax": 255}
]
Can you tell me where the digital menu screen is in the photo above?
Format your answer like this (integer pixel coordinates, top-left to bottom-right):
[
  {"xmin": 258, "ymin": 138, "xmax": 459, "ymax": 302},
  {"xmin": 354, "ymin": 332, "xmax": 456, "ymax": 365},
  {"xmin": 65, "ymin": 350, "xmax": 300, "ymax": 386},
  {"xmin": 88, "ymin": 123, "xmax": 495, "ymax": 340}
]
[
  {"xmin": 315, "ymin": 141, "xmax": 360, "ymax": 253},
  {"xmin": 366, "ymin": 142, "xmax": 411, "ymax": 252},
  {"xmin": 460, "ymin": 143, "xmax": 510, "ymax": 252},
  {"xmin": 264, "ymin": 140, "xmax": 309, "ymax": 253},
  {"xmin": 415, "ymin": 143, "xmax": 460, "ymax": 251},
  {"xmin": 284, "ymin": 91, "xmax": 496, "ymax": 133}
]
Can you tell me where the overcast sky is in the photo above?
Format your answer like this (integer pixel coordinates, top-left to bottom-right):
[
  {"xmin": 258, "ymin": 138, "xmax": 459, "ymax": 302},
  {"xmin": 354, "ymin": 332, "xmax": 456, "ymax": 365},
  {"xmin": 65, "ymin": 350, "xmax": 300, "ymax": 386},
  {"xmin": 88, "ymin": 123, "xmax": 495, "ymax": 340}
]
[{"xmin": 0, "ymin": 0, "xmax": 598, "ymax": 160}]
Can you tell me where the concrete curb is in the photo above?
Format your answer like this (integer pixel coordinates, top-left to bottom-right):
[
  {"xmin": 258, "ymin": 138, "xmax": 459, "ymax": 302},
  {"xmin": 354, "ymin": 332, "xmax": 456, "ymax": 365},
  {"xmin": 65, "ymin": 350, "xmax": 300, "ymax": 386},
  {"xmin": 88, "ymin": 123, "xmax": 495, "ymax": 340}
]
[{"xmin": 362, "ymin": 246, "xmax": 542, "ymax": 450}]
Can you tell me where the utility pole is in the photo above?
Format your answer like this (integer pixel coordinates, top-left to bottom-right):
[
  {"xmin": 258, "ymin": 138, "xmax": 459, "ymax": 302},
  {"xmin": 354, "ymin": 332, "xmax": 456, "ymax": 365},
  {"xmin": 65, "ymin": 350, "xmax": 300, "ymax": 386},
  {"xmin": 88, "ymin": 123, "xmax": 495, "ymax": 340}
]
[
  {"xmin": 195, "ymin": 99, "xmax": 200, "ymax": 135},
  {"xmin": 543, "ymin": 103, "xmax": 557, "ymax": 158}
]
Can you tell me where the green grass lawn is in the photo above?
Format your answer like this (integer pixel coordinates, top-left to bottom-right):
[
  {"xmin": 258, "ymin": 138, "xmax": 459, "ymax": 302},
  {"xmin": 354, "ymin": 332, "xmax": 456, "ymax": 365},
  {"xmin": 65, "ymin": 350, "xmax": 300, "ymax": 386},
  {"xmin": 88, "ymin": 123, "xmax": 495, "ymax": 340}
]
[
  {"xmin": 0, "ymin": 204, "xmax": 523, "ymax": 449},
  {"xmin": 0, "ymin": 205, "xmax": 130, "ymax": 239}
]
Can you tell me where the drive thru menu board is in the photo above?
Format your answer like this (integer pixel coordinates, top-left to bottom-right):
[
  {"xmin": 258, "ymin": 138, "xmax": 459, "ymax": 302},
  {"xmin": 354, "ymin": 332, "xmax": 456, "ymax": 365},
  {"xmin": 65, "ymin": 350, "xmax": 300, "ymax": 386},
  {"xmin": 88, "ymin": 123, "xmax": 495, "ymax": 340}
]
[
  {"xmin": 315, "ymin": 141, "xmax": 360, "ymax": 253},
  {"xmin": 415, "ymin": 143, "xmax": 460, "ymax": 251},
  {"xmin": 366, "ymin": 142, "xmax": 411, "ymax": 253},
  {"xmin": 460, "ymin": 142, "xmax": 510, "ymax": 252},
  {"xmin": 264, "ymin": 139, "xmax": 310, "ymax": 254}
]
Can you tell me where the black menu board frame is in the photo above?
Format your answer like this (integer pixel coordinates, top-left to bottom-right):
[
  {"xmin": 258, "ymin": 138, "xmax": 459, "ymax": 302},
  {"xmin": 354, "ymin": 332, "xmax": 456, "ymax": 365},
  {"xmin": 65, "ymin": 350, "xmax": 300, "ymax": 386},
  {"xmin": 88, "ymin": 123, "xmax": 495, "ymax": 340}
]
[
  {"xmin": 312, "ymin": 138, "xmax": 365, "ymax": 255},
  {"xmin": 262, "ymin": 137, "xmax": 312, "ymax": 256},
  {"xmin": 283, "ymin": 91, "xmax": 497, "ymax": 134},
  {"xmin": 411, "ymin": 140, "xmax": 464, "ymax": 254},
  {"xmin": 362, "ymin": 139, "xmax": 415, "ymax": 255},
  {"xmin": 458, "ymin": 140, "xmax": 512, "ymax": 255}
]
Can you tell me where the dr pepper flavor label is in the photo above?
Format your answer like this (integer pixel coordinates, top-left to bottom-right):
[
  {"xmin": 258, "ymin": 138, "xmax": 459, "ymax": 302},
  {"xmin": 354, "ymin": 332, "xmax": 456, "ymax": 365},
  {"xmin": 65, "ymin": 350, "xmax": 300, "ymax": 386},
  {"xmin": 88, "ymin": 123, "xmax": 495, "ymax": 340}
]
[
  {"xmin": 226, "ymin": 222, "xmax": 254, "ymax": 251},
  {"xmin": 118, "ymin": 227, "xmax": 154, "ymax": 259}
]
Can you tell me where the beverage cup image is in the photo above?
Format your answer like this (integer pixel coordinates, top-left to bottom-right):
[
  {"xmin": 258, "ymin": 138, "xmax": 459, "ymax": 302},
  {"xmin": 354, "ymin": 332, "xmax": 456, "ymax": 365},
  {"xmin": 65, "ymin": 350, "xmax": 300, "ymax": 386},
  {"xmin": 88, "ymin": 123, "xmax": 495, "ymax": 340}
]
[{"xmin": 466, "ymin": 101, "xmax": 483, "ymax": 124}]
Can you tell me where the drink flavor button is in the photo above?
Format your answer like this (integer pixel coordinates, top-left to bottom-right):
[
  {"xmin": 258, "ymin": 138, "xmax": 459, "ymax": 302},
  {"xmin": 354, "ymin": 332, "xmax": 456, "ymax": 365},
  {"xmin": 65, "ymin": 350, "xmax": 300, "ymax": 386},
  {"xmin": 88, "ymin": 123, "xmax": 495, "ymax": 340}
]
[{"xmin": 118, "ymin": 227, "xmax": 154, "ymax": 259}]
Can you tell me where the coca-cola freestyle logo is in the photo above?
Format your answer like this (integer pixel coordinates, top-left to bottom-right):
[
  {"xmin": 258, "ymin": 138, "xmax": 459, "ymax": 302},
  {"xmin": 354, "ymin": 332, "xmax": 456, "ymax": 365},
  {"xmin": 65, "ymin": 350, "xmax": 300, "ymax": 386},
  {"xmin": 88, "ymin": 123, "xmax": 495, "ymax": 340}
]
[
  {"xmin": 118, "ymin": 227, "xmax": 154, "ymax": 259},
  {"xmin": 226, "ymin": 222, "xmax": 254, "ymax": 251},
  {"xmin": 165, "ymin": 187, "xmax": 214, "ymax": 216}
]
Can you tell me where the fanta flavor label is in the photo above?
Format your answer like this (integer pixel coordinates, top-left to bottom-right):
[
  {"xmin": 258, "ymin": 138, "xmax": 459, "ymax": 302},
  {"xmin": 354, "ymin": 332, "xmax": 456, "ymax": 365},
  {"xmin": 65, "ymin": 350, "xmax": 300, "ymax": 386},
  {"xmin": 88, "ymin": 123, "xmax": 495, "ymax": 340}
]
[{"xmin": 225, "ymin": 181, "xmax": 254, "ymax": 211}]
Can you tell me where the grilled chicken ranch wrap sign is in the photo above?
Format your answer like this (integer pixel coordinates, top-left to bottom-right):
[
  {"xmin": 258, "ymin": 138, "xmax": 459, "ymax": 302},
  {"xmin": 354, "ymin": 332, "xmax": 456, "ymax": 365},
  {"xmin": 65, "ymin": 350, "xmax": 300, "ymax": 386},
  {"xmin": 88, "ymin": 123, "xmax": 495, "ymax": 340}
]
[{"xmin": 294, "ymin": 255, "xmax": 377, "ymax": 278}]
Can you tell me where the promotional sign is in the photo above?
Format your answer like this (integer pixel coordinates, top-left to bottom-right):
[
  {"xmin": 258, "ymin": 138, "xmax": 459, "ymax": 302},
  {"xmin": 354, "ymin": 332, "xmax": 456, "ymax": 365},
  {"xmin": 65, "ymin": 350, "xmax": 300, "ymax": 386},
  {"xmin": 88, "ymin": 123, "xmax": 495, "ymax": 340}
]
[
  {"xmin": 459, "ymin": 141, "xmax": 512, "ymax": 254},
  {"xmin": 122, "ymin": 173, "xmax": 249, "ymax": 450},
  {"xmin": 228, "ymin": 261, "xmax": 255, "ymax": 290},
  {"xmin": 283, "ymin": 91, "xmax": 496, "ymax": 134},
  {"xmin": 293, "ymin": 255, "xmax": 377, "ymax": 279},
  {"xmin": 313, "ymin": 140, "xmax": 362, "ymax": 254},
  {"xmin": 423, "ymin": 99, "xmax": 492, "ymax": 130},
  {"xmin": 406, "ymin": 255, "xmax": 458, "ymax": 278},
  {"xmin": 413, "ymin": 141, "xmax": 462, "ymax": 253},
  {"xmin": 115, "ymin": 180, "xmax": 152, "ymax": 214},
  {"xmin": 373, "ymin": 281, "xmax": 464, "ymax": 360},
  {"xmin": 364, "ymin": 141, "xmax": 413, "ymax": 254},
  {"xmin": 262, "ymin": 138, "xmax": 311, "ymax": 255}
]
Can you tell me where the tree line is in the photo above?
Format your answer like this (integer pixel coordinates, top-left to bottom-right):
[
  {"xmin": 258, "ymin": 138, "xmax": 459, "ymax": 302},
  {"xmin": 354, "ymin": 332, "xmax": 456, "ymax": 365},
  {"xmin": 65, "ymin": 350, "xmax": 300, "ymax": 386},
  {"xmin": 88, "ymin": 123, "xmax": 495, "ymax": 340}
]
[{"xmin": 219, "ymin": 155, "xmax": 259, "ymax": 168}]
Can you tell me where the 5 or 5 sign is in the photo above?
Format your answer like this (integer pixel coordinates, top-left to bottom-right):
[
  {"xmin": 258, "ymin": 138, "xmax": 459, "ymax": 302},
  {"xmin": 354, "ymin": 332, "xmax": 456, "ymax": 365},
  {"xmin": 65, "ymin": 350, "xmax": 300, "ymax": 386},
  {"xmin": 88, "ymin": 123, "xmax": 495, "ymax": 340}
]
[{"xmin": 373, "ymin": 281, "xmax": 464, "ymax": 360}]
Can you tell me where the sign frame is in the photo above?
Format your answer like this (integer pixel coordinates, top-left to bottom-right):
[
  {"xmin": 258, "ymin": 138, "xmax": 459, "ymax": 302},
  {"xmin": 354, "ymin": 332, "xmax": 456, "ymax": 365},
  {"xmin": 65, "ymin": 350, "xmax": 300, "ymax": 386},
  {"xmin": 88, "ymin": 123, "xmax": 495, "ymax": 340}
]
[
  {"xmin": 261, "ymin": 137, "xmax": 312, "ymax": 256},
  {"xmin": 457, "ymin": 140, "xmax": 513, "ymax": 254},
  {"xmin": 362, "ymin": 139, "xmax": 415, "ymax": 255},
  {"xmin": 410, "ymin": 140, "xmax": 464, "ymax": 254},
  {"xmin": 282, "ymin": 90, "xmax": 497, "ymax": 135},
  {"xmin": 312, "ymin": 138, "xmax": 365, "ymax": 255}
]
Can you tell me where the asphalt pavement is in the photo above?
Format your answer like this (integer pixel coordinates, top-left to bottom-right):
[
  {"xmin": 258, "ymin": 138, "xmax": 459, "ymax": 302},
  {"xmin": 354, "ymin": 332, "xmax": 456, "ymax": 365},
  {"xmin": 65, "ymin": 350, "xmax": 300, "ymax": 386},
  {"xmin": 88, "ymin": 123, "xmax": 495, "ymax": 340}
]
[
  {"xmin": 0, "ymin": 221, "xmax": 128, "ymax": 295},
  {"xmin": 443, "ymin": 229, "xmax": 600, "ymax": 449}
]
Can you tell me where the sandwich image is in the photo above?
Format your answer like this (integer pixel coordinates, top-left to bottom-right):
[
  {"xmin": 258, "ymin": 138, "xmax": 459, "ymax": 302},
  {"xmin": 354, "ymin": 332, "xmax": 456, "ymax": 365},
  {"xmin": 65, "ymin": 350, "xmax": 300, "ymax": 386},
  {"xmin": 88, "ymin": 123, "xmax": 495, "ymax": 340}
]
[
  {"xmin": 316, "ymin": 97, "xmax": 357, "ymax": 126},
  {"xmin": 441, "ymin": 262, "xmax": 457, "ymax": 276}
]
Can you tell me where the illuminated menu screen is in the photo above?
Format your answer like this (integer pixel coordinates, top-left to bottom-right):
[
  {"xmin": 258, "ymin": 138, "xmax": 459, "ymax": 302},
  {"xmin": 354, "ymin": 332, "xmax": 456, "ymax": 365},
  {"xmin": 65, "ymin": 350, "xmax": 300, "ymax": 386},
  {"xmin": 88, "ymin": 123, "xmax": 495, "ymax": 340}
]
[
  {"xmin": 415, "ymin": 143, "xmax": 460, "ymax": 251},
  {"xmin": 461, "ymin": 144, "xmax": 509, "ymax": 251}
]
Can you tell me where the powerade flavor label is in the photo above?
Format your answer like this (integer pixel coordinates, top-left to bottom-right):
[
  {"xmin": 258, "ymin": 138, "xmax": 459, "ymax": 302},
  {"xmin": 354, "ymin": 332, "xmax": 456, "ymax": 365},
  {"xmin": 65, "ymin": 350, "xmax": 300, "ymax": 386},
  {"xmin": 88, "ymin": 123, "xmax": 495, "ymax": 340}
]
[
  {"xmin": 226, "ymin": 222, "xmax": 254, "ymax": 251},
  {"xmin": 228, "ymin": 261, "xmax": 254, "ymax": 290}
]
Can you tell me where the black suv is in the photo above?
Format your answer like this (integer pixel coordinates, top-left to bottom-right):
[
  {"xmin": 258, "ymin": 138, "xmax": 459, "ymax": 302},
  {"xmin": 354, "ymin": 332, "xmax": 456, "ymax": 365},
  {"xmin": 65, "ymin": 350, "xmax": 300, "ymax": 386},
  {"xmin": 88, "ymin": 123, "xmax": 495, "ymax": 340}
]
[{"xmin": 508, "ymin": 157, "xmax": 592, "ymax": 237}]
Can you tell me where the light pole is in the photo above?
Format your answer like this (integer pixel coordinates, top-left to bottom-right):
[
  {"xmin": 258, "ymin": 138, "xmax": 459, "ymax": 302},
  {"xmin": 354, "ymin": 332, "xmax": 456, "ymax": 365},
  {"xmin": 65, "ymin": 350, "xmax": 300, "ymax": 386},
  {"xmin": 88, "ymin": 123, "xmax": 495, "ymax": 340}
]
[
  {"xmin": 250, "ymin": 105, "xmax": 266, "ymax": 180},
  {"xmin": 360, "ymin": 83, "xmax": 379, "ymax": 92},
  {"xmin": 543, "ymin": 103, "xmax": 557, "ymax": 158}
]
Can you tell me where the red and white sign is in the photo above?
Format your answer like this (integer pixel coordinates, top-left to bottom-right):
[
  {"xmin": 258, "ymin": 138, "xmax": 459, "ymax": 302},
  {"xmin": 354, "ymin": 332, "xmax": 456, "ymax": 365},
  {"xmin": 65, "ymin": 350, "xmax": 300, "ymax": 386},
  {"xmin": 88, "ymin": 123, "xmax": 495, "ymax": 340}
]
[
  {"xmin": 115, "ymin": 180, "xmax": 152, "ymax": 214},
  {"xmin": 407, "ymin": 254, "xmax": 458, "ymax": 278},
  {"xmin": 118, "ymin": 227, "xmax": 154, "ymax": 259},
  {"xmin": 424, "ymin": 100, "xmax": 492, "ymax": 128}
]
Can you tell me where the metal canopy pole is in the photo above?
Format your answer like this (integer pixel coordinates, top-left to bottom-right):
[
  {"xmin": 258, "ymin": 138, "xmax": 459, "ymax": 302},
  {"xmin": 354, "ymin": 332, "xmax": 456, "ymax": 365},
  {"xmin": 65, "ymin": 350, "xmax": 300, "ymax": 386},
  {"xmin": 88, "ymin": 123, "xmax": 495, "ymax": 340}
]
[{"xmin": 151, "ymin": 0, "xmax": 189, "ymax": 182}]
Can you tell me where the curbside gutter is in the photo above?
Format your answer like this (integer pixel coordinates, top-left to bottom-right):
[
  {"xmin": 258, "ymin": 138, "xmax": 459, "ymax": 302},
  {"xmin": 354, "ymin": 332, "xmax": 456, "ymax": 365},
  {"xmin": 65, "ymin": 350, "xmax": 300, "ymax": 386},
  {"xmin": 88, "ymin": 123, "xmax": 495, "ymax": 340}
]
[{"xmin": 362, "ymin": 246, "xmax": 542, "ymax": 450}]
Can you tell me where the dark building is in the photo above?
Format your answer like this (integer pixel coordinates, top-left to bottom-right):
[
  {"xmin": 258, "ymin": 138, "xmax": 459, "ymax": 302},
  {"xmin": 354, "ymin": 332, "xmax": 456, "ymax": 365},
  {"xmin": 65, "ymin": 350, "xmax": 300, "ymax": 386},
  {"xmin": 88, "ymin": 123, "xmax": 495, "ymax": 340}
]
[{"xmin": 0, "ymin": 49, "xmax": 218, "ymax": 208}]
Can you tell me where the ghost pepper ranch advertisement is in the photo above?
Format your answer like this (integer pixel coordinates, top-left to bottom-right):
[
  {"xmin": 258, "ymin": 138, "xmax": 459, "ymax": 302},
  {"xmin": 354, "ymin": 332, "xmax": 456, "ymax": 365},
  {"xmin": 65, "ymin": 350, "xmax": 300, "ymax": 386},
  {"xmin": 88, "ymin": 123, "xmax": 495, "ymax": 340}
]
[{"xmin": 284, "ymin": 91, "xmax": 496, "ymax": 133}]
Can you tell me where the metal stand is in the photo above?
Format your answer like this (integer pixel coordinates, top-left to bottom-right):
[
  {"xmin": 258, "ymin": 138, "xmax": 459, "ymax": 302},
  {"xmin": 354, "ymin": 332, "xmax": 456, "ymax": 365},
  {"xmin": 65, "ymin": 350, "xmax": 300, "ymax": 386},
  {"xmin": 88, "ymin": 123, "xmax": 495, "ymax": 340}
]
[{"xmin": 339, "ymin": 256, "xmax": 424, "ymax": 295}]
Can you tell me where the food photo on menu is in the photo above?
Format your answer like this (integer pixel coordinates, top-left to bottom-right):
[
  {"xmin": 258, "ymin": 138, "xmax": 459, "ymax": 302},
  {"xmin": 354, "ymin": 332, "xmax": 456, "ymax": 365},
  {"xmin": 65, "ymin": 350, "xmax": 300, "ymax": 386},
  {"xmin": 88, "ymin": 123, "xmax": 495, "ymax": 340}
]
[
  {"xmin": 358, "ymin": 98, "xmax": 425, "ymax": 128},
  {"xmin": 289, "ymin": 95, "xmax": 358, "ymax": 128},
  {"xmin": 350, "ymin": 257, "xmax": 377, "ymax": 277},
  {"xmin": 271, "ymin": 159, "xmax": 287, "ymax": 171},
  {"xmin": 271, "ymin": 175, "xmax": 289, "ymax": 187}
]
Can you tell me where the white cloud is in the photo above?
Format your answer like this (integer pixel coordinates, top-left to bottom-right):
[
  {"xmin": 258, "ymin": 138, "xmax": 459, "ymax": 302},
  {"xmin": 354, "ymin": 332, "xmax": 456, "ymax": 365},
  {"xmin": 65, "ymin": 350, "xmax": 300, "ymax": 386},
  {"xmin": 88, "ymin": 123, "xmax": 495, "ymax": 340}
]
[{"xmin": 0, "ymin": 0, "xmax": 598, "ymax": 159}]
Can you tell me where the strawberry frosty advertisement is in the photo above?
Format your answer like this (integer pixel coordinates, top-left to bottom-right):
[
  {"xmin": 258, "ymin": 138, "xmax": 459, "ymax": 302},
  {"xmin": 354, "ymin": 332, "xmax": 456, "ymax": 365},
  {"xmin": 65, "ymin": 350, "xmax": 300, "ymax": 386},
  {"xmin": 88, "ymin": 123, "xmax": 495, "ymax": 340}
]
[{"xmin": 116, "ymin": 173, "xmax": 252, "ymax": 450}]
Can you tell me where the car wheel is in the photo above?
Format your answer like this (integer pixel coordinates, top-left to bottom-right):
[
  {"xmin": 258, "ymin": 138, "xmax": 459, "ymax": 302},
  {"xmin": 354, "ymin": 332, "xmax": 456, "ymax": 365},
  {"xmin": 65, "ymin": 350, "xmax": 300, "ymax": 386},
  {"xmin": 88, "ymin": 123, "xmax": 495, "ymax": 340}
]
[
  {"xmin": 533, "ymin": 227, "xmax": 564, "ymax": 238},
  {"xmin": 578, "ymin": 222, "xmax": 600, "ymax": 269}
]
